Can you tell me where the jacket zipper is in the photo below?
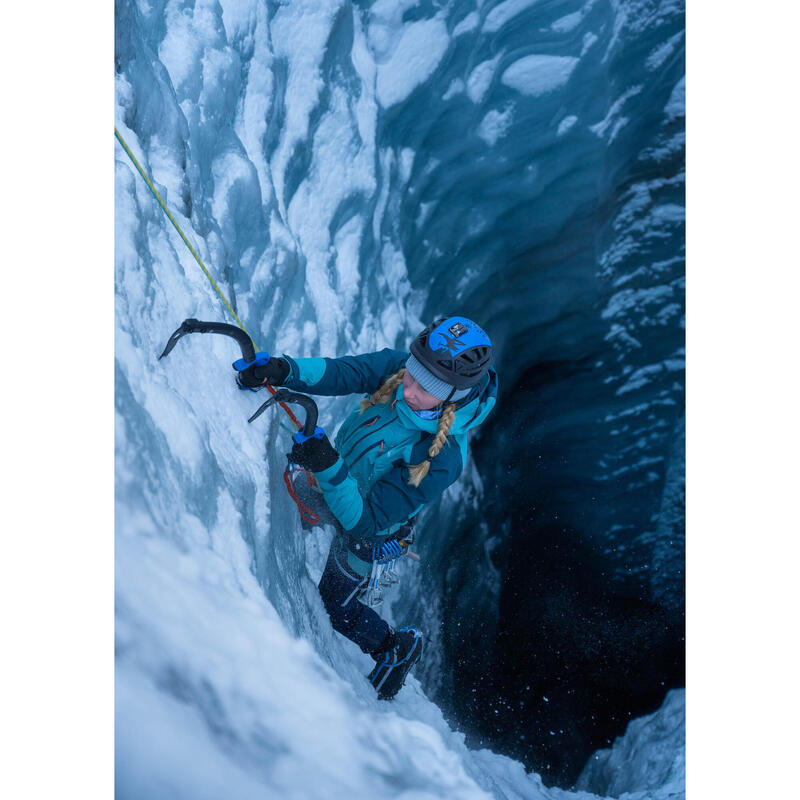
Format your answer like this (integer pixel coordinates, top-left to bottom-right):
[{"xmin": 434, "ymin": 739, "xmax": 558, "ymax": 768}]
[
  {"xmin": 348, "ymin": 439, "xmax": 384, "ymax": 469},
  {"xmin": 341, "ymin": 417, "xmax": 395, "ymax": 461}
]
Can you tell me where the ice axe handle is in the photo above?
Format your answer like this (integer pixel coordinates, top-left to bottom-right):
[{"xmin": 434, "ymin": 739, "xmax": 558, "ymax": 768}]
[
  {"xmin": 292, "ymin": 426, "xmax": 326, "ymax": 444},
  {"xmin": 232, "ymin": 352, "xmax": 271, "ymax": 372}
]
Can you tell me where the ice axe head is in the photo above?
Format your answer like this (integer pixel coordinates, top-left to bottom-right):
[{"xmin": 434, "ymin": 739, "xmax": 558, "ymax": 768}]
[{"xmin": 248, "ymin": 389, "xmax": 325, "ymax": 443}]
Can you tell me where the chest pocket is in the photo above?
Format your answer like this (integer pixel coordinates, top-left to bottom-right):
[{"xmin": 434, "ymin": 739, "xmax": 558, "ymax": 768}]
[{"xmin": 335, "ymin": 403, "xmax": 421, "ymax": 491}]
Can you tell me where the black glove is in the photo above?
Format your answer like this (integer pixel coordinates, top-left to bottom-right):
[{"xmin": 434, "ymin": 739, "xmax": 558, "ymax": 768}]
[
  {"xmin": 291, "ymin": 434, "xmax": 340, "ymax": 473},
  {"xmin": 235, "ymin": 357, "xmax": 290, "ymax": 389}
]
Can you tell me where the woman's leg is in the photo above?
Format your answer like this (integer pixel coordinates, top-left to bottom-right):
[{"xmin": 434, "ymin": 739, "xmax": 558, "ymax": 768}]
[
  {"xmin": 291, "ymin": 469, "xmax": 392, "ymax": 653},
  {"xmin": 317, "ymin": 536, "xmax": 392, "ymax": 655}
]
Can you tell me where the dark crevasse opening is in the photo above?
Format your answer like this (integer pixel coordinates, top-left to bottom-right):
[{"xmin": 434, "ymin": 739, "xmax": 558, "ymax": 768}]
[
  {"xmin": 444, "ymin": 364, "xmax": 684, "ymax": 786},
  {"xmin": 412, "ymin": 342, "xmax": 684, "ymax": 786}
]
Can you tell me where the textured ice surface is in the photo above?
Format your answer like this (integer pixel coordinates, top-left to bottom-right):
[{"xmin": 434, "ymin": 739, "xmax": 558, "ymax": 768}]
[
  {"xmin": 467, "ymin": 54, "xmax": 505, "ymax": 104},
  {"xmin": 374, "ymin": 15, "xmax": 450, "ymax": 108},
  {"xmin": 557, "ymin": 115, "xmax": 579, "ymax": 136},
  {"xmin": 577, "ymin": 690, "xmax": 685, "ymax": 797},
  {"xmin": 501, "ymin": 55, "xmax": 579, "ymax": 97},
  {"xmin": 483, "ymin": 0, "xmax": 543, "ymax": 33},
  {"xmin": 479, "ymin": 106, "xmax": 515, "ymax": 146}
]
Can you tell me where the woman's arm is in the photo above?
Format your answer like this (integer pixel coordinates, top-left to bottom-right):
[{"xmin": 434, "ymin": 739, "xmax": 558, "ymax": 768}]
[
  {"xmin": 312, "ymin": 437, "xmax": 464, "ymax": 541},
  {"xmin": 282, "ymin": 348, "xmax": 408, "ymax": 396}
]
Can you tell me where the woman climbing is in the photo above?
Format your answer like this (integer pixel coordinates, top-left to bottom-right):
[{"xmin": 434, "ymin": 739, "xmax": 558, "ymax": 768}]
[{"xmin": 237, "ymin": 316, "xmax": 497, "ymax": 700}]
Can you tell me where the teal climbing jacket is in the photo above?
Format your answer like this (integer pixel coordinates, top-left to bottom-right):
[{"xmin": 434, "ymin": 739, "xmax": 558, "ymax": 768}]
[{"xmin": 282, "ymin": 348, "xmax": 497, "ymax": 574}]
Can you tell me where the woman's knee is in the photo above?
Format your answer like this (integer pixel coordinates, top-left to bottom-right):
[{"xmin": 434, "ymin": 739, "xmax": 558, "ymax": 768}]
[{"xmin": 317, "ymin": 571, "xmax": 342, "ymax": 613}]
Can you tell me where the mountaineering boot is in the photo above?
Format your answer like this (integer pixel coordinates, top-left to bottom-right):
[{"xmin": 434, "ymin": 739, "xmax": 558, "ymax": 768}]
[{"xmin": 367, "ymin": 627, "xmax": 423, "ymax": 700}]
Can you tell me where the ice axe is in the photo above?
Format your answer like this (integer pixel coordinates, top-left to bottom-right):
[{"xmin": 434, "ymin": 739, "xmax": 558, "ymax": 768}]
[
  {"xmin": 248, "ymin": 389, "xmax": 325, "ymax": 443},
  {"xmin": 158, "ymin": 318, "xmax": 271, "ymax": 374}
]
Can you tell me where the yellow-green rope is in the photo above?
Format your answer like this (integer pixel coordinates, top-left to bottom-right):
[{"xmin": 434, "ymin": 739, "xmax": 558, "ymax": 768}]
[
  {"xmin": 115, "ymin": 126, "xmax": 303, "ymax": 434},
  {"xmin": 114, "ymin": 126, "xmax": 253, "ymax": 344}
]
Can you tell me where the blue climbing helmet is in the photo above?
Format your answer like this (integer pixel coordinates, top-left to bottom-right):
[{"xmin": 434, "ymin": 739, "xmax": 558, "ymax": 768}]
[{"xmin": 408, "ymin": 316, "xmax": 493, "ymax": 399}]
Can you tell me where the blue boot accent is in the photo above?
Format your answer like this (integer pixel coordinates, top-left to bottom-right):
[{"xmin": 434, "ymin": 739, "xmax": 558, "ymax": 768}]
[{"xmin": 367, "ymin": 627, "xmax": 424, "ymax": 700}]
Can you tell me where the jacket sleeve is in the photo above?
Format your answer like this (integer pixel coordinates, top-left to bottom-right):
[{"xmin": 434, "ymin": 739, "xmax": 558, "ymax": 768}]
[
  {"xmin": 280, "ymin": 349, "xmax": 408, "ymax": 396},
  {"xmin": 311, "ymin": 436, "xmax": 464, "ymax": 542}
]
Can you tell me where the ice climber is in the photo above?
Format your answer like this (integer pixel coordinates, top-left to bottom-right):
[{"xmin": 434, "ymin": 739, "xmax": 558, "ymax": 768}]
[{"xmin": 237, "ymin": 316, "xmax": 497, "ymax": 700}]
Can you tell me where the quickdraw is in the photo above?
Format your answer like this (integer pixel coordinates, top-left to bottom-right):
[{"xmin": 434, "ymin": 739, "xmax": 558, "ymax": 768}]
[{"xmin": 360, "ymin": 530, "xmax": 416, "ymax": 607}]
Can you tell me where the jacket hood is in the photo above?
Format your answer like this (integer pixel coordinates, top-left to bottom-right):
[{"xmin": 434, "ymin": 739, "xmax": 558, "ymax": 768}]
[{"xmin": 395, "ymin": 367, "xmax": 498, "ymax": 435}]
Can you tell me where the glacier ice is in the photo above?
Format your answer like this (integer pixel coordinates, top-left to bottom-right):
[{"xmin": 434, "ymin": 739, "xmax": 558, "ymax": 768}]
[
  {"xmin": 501, "ymin": 55, "xmax": 580, "ymax": 98},
  {"xmin": 115, "ymin": 0, "xmax": 685, "ymax": 796}
]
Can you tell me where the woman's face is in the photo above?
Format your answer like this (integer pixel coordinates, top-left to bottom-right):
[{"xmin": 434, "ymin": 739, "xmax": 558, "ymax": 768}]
[{"xmin": 402, "ymin": 370, "xmax": 442, "ymax": 411}]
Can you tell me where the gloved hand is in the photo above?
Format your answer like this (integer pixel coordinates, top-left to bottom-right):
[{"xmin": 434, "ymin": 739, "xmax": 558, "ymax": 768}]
[
  {"xmin": 291, "ymin": 433, "xmax": 340, "ymax": 473},
  {"xmin": 235, "ymin": 357, "xmax": 290, "ymax": 389}
]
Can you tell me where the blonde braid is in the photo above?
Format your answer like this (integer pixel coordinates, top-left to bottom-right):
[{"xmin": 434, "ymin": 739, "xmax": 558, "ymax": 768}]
[
  {"xmin": 407, "ymin": 403, "xmax": 457, "ymax": 487},
  {"xmin": 358, "ymin": 369, "xmax": 406, "ymax": 413}
]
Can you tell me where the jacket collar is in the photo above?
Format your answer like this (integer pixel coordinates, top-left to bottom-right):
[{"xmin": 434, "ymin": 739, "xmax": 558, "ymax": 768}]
[{"xmin": 395, "ymin": 368, "xmax": 498, "ymax": 434}]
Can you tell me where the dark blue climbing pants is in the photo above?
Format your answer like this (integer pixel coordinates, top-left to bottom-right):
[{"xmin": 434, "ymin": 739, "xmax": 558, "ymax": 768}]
[
  {"xmin": 291, "ymin": 469, "xmax": 390, "ymax": 654},
  {"xmin": 317, "ymin": 535, "xmax": 391, "ymax": 654}
]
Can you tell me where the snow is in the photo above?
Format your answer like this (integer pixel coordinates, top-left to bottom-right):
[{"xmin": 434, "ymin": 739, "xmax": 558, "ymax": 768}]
[
  {"xmin": 467, "ymin": 54, "xmax": 504, "ymax": 104},
  {"xmin": 501, "ymin": 55, "xmax": 579, "ymax": 97},
  {"xmin": 443, "ymin": 78, "xmax": 465, "ymax": 100},
  {"xmin": 557, "ymin": 115, "xmax": 579, "ymax": 136},
  {"xmin": 665, "ymin": 76, "xmax": 685, "ymax": 121},
  {"xmin": 577, "ymin": 690, "xmax": 685, "ymax": 797},
  {"xmin": 453, "ymin": 12, "xmax": 480, "ymax": 37},
  {"xmin": 479, "ymin": 106, "xmax": 515, "ymax": 146},
  {"xmin": 483, "ymin": 0, "xmax": 543, "ymax": 34},
  {"xmin": 582, "ymin": 32, "xmax": 599, "ymax": 55},
  {"xmin": 646, "ymin": 30, "xmax": 685, "ymax": 71},
  {"xmin": 375, "ymin": 17, "xmax": 451, "ymax": 108},
  {"xmin": 115, "ymin": 525, "xmax": 492, "ymax": 799},
  {"xmin": 590, "ymin": 85, "xmax": 643, "ymax": 141},
  {"xmin": 551, "ymin": 11, "xmax": 583, "ymax": 33}
]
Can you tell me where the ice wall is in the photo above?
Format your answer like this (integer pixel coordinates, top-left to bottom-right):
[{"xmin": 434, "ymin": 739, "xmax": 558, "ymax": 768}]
[{"xmin": 115, "ymin": 0, "xmax": 684, "ymax": 796}]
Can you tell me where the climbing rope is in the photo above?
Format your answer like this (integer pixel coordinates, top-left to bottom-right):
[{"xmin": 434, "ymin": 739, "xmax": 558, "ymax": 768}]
[
  {"xmin": 114, "ymin": 127, "xmax": 247, "ymax": 332},
  {"xmin": 114, "ymin": 126, "xmax": 303, "ymax": 433}
]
